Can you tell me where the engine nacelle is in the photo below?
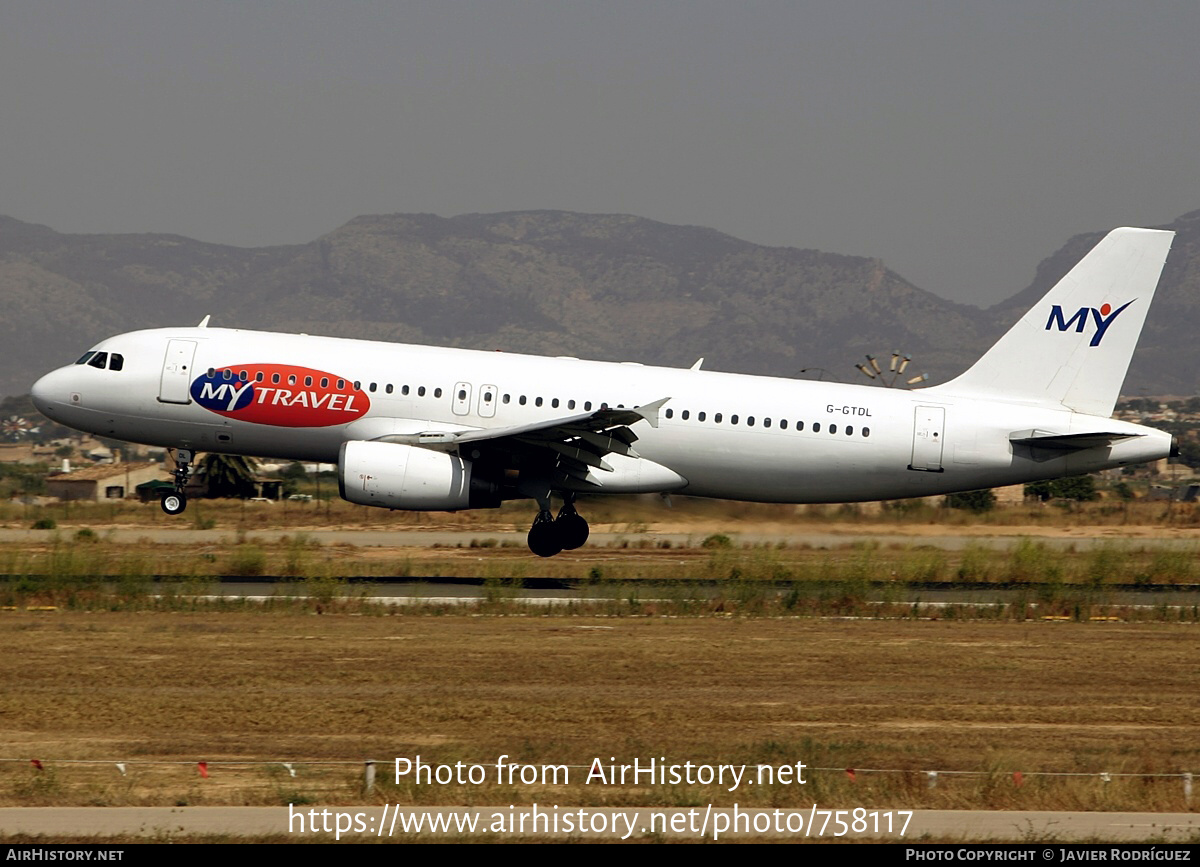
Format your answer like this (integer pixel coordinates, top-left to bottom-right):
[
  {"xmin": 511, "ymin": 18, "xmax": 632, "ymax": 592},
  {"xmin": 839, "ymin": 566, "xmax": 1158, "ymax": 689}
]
[{"xmin": 338, "ymin": 440, "xmax": 499, "ymax": 511}]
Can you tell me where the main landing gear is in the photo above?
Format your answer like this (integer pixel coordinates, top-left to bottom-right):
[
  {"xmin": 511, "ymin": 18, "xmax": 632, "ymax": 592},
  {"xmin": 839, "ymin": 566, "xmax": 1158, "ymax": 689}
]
[
  {"xmin": 160, "ymin": 448, "xmax": 193, "ymax": 516},
  {"xmin": 527, "ymin": 497, "xmax": 590, "ymax": 558}
]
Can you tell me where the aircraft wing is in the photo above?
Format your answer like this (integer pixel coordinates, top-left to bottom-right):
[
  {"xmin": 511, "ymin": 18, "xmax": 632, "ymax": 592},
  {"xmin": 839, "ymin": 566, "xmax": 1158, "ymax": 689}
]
[{"xmin": 367, "ymin": 397, "xmax": 671, "ymax": 488}]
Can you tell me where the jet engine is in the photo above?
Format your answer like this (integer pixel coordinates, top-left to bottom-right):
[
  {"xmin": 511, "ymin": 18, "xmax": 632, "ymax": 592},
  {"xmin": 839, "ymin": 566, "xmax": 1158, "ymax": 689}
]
[{"xmin": 338, "ymin": 440, "xmax": 500, "ymax": 511}]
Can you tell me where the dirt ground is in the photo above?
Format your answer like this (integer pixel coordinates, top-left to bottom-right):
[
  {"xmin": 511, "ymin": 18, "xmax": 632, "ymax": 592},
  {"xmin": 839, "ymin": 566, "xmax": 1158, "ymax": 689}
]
[{"xmin": 1, "ymin": 610, "xmax": 1195, "ymax": 810}]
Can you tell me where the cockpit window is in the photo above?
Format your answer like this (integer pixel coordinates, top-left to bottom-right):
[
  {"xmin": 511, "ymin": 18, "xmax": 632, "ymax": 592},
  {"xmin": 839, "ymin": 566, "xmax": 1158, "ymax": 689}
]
[
  {"xmin": 75, "ymin": 351, "xmax": 97, "ymax": 365},
  {"xmin": 87, "ymin": 352, "xmax": 109, "ymax": 370},
  {"xmin": 109, "ymin": 353, "xmax": 124, "ymax": 371}
]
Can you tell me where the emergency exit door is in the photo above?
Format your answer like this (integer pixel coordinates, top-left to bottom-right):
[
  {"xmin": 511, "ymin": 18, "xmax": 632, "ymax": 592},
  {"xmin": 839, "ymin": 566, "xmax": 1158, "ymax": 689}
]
[{"xmin": 452, "ymin": 381, "xmax": 472, "ymax": 416}]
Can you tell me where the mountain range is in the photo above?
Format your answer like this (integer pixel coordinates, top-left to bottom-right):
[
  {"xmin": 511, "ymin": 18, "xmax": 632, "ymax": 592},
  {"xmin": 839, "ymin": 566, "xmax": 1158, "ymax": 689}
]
[{"xmin": 3, "ymin": 209, "xmax": 1199, "ymax": 401}]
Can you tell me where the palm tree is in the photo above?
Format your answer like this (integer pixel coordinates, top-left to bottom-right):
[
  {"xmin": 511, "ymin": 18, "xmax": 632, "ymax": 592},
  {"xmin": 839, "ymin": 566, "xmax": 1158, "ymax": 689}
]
[{"xmin": 196, "ymin": 453, "xmax": 260, "ymax": 499}]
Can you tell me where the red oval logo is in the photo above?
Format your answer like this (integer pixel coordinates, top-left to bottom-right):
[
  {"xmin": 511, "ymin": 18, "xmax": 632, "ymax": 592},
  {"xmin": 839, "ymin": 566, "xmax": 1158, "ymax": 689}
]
[{"xmin": 191, "ymin": 364, "xmax": 370, "ymax": 427}]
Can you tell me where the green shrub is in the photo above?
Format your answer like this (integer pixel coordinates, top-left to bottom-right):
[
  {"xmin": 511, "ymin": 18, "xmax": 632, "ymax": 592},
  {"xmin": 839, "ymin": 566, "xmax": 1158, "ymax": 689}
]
[{"xmin": 944, "ymin": 489, "xmax": 996, "ymax": 513}]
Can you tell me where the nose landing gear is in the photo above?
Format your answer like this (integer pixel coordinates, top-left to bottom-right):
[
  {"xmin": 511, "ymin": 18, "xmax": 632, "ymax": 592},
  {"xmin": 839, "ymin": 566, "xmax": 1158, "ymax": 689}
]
[
  {"xmin": 160, "ymin": 448, "xmax": 193, "ymax": 516},
  {"xmin": 160, "ymin": 491, "xmax": 187, "ymax": 515}
]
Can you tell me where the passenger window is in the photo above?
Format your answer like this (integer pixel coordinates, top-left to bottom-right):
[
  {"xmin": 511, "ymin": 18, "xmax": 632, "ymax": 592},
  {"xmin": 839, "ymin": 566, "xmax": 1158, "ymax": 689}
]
[
  {"xmin": 458, "ymin": 389, "xmax": 466, "ymax": 400},
  {"xmin": 434, "ymin": 388, "xmax": 442, "ymax": 398},
  {"xmin": 238, "ymin": 370, "xmax": 247, "ymax": 381},
  {"xmin": 731, "ymin": 415, "xmax": 739, "ymax": 425},
  {"xmin": 568, "ymin": 400, "xmax": 576, "ymax": 410},
  {"xmin": 273, "ymin": 374, "xmax": 282, "ymax": 384},
  {"xmin": 320, "ymin": 377, "xmax": 329, "ymax": 388},
  {"xmin": 829, "ymin": 424, "xmax": 837, "ymax": 434},
  {"xmin": 764, "ymin": 417, "xmax": 771, "ymax": 428},
  {"xmin": 305, "ymin": 376, "xmax": 313, "ymax": 386},
  {"xmin": 796, "ymin": 421, "xmax": 804, "ymax": 431},
  {"xmin": 846, "ymin": 426, "xmax": 853, "ymax": 436},
  {"xmin": 75, "ymin": 351, "xmax": 97, "ymax": 365},
  {"xmin": 418, "ymin": 386, "xmax": 426, "ymax": 397},
  {"xmin": 813, "ymin": 422, "xmax": 821, "ymax": 432},
  {"xmin": 503, "ymin": 394, "xmax": 511, "ymax": 404},
  {"xmin": 682, "ymin": 410, "xmax": 690, "ymax": 420},
  {"xmin": 353, "ymin": 380, "xmax": 361, "ymax": 390},
  {"xmin": 109, "ymin": 354, "xmax": 124, "ymax": 372},
  {"xmin": 536, "ymin": 397, "xmax": 543, "ymax": 407},
  {"xmin": 337, "ymin": 379, "xmax": 345, "ymax": 389},
  {"xmin": 386, "ymin": 384, "xmax": 394, "ymax": 394},
  {"xmin": 369, "ymin": 383, "xmax": 377, "ymax": 393},
  {"xmin": 584, "ymin": 401, "xmax": 592, "ymax": 411},
  {"xmin": 256, "ymin": 372, "xmax": 265, "ymax": 382},
  {"xmin": 552, "ymin": 398, "xmax": 559, "ymax": 408},
  {"xmin": 519, "ymin": 396, "xmax": 527, "ymax": 406},
  {"xmin": 715, "ymin": 413, "xmax": 723, "ymax": 423},
  {"xmin": 747, "ymin": 416, "xmax": 755, "ymax": 427},
  {"xmin": 87, "ymin": 352, "xmax": 108, "ymax": 369},
  {"xmin": 666, "ymin": 409, "xmax": 674, "ymax": 419},
  {"xmin": 402, "ymin": 385, "xmax": 410, "ymax": 395},
  {"xmin": 780, "ymin": 419, "xmax": 787, "ymax": 430},
  {"xmin": 863, "ymin": 427, "xmax": 870, "ymax": 437},
  {"xmin": 698, "ymin": 411, "xmax": 706, "ymax": 421},
  {"xmin": 223, "ymin": 369, "xmax": 233, "ymax": 380},
  {"xmin": 289, "ymin": 374, "xmax": 297, "ymax": 385}
]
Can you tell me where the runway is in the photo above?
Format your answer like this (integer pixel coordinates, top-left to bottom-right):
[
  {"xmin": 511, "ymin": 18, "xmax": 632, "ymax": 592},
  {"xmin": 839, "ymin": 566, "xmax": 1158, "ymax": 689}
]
[{"xmin": 6, "ymin": 526, "xmax": 1200, "ymax": 551}]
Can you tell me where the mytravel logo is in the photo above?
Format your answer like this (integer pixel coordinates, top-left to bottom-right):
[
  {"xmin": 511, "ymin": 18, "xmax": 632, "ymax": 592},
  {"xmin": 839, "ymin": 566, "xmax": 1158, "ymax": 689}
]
[
  {"xmin": 190, "ymin": 364, "xmax": 370, "ymax": 427},
  {"xmin": 1044, "ymin": 300, "xmax": 1134, "ymax": 347}
]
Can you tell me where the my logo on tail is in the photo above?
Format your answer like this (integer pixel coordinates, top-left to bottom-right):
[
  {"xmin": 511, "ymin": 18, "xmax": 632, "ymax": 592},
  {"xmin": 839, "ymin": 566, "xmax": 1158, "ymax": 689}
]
[{"xmin": 1044, "ymin": 300, "xmax": 1134, "ymax": 347}]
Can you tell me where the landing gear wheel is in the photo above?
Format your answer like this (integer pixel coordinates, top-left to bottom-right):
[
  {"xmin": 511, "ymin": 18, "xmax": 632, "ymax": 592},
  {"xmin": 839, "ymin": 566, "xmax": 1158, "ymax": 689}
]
[
  {"xmin": 555, "ymin": 511, "xmax": 589, "ymax": 550},
  {"xmin": 528, "ymin": 511, "xmax": 563, "ymax": 558},
  {"xmin": 160, "ymin": 492, "xmax": 187, "ymax": 515},
  {"xmin": 162, "ymin": 448, "xmax": 194, "ymax": 518}
]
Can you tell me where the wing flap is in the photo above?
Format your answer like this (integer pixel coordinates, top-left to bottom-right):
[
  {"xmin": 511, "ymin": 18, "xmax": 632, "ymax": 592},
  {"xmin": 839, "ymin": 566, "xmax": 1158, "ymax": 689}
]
[{"xmin": 364, "ymin": 398, "xmax": 671, "ymax": 473}]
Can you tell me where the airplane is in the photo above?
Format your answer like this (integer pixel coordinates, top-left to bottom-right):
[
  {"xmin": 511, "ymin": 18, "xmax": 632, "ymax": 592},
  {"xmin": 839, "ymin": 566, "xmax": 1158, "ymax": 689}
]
[{"xmin": 31, "ymin": 227, "xmax": 1176, "ymax": 557}]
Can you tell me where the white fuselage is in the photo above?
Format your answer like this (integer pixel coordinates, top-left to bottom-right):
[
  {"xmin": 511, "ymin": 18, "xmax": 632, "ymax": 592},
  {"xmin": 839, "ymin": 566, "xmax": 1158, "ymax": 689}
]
[{"xmin": 31, "ymin": 326, "xmax": 1172, "ymax": 504}]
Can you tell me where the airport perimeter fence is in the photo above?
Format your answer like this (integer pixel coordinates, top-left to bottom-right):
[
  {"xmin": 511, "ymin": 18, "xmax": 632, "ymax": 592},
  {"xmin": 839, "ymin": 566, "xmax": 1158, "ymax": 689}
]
[{"xmin": 0, "ymin": 757, "xmax": 1194, "ymax": 804}]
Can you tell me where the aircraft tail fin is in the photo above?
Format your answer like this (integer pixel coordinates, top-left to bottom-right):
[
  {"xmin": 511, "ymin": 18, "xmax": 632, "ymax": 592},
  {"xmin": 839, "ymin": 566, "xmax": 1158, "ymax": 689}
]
[{"xmin": 935, "ymin": 227, "xmax": 1174, "ymax": 416}]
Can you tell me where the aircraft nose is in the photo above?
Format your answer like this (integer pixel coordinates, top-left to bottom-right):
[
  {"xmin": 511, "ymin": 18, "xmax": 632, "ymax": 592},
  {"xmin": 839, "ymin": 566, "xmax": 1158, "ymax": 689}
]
[
  {"xmin": 30, "ymin": 372, "xmax": 53, "ymax": 414},
  {"xmin": 31, "ymin": 367, "xmax": 73, "ymax": 419}
]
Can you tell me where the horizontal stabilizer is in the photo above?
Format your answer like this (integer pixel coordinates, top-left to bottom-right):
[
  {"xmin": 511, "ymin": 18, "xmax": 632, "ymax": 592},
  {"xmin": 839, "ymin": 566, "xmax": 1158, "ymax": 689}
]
[{"xmin": 1009, "ymin": 430, "xmax": 1143, "ymax": 451}]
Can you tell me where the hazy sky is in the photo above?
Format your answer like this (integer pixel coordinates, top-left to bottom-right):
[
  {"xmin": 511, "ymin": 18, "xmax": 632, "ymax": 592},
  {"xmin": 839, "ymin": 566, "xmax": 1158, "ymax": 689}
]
[{"xmin": 2, "ymin": 1, "xmax": 1198, "ymax": 307}]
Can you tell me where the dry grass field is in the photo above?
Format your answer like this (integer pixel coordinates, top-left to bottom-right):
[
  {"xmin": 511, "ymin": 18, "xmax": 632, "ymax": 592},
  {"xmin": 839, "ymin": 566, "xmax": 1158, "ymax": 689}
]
[
  {"xmin": 0, "ymin": 610, "xmax": 1195, "ymax": 812},
  {"xmin": 1, "ymin": 496, "xmax": 1198, "ymax": 818}
]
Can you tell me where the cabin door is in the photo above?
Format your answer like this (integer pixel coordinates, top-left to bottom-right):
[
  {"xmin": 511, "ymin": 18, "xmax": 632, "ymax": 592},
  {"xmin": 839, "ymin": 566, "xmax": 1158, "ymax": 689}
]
[
  {"xmin": 159, "ymin": 339, "xmax": 197, "ymax": 404},
  {"xmin": 909, "ymin": 406, "xmax": 945, "ymax": 472}
]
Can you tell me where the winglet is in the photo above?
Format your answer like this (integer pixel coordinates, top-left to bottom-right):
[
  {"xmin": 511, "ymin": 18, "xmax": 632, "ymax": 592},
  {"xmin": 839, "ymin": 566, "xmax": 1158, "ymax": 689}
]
[
  {"xmin": 197, "ymin": 315, "xmax": 211, "ymax": 328},
  {"xmin": 690, "ymin": 358, "xmax": 704, "ymax": 370},
  {"xmin": 633, "ymin": 397, "xmax": 671, "ymax": 429}
]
